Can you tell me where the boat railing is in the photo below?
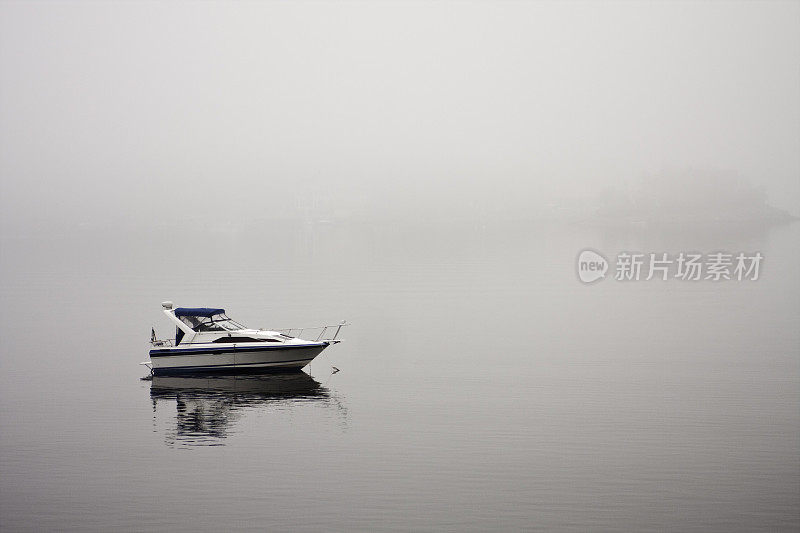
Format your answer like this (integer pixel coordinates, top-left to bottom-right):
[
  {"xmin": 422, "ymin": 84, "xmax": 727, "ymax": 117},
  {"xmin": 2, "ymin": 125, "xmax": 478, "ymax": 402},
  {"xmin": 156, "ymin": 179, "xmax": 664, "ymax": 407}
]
[
  {"xmin": 273, "ymin": 321, "xmax": 349, "ymax": 342},
  {"xmin": 149, "ymin": 321, "xmax": 349, "ymax": 346},
  {"xmin": 149, "ymin": 338, "xmax": 175, "ymax": 347}
]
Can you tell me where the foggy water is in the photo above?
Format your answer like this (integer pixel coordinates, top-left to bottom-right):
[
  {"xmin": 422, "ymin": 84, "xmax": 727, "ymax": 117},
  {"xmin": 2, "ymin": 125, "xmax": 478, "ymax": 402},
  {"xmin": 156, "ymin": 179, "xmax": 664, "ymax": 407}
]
[{"xmin": 0, "ymin": 221, "xmax": 798, "ymax": 532}]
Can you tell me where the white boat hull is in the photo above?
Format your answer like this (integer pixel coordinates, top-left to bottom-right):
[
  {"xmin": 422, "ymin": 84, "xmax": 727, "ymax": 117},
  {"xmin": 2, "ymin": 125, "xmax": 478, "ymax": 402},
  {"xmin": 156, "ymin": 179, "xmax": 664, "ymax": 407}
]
[{"xmin": 148, "ymin": 343, "xmax": 328, "ymax": 375}]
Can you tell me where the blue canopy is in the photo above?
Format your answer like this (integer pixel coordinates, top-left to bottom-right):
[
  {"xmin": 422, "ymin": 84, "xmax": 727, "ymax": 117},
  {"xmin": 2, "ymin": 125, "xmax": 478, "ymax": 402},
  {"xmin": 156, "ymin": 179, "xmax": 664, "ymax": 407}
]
[{"xmin": 174, "ymin": 307, "xmax": 225, "ymax": 318}]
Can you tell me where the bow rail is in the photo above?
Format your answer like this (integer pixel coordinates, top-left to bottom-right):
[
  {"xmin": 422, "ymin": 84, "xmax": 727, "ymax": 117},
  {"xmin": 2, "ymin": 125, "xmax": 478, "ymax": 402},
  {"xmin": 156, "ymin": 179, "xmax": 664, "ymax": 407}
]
[{"xmin": 271, "ymin": 321, "xmax": 349, "ymax": 342}]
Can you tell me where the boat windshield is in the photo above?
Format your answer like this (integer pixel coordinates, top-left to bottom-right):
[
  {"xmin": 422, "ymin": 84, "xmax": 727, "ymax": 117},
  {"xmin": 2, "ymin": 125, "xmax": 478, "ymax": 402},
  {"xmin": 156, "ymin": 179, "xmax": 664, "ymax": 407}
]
[{"xmin": 178, "ymin": 313, "xmax": 246, "ymax": 332}]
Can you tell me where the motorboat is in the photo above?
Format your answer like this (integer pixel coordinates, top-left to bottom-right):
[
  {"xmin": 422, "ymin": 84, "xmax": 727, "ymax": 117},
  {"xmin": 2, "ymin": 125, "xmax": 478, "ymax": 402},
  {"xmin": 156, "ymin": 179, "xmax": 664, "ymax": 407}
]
[{"xmin": 143, "ymin": 301, "xmax": 346, "ymax": 375}]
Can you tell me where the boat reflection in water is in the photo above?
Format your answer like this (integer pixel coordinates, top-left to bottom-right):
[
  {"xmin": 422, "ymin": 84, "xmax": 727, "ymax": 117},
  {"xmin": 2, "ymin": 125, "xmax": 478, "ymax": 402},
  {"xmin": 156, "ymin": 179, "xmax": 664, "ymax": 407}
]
[{"xmin": 149, "ymin": 372, "xmax": 344, "ymax": 446}]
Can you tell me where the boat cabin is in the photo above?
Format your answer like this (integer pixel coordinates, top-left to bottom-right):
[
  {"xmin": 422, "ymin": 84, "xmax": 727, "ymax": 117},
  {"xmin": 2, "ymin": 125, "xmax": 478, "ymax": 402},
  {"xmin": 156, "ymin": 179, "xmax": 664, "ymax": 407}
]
[
  {"xmin": 174, "ymin": 308, "xmax": 245, "ymax": 332},
  {"xmin": 157, "ymin": 305, "xmax": 293, "ymax": 346},
  {"xmin": 170, "ymin": 307, "xmax": 253, "ymax": 345}
]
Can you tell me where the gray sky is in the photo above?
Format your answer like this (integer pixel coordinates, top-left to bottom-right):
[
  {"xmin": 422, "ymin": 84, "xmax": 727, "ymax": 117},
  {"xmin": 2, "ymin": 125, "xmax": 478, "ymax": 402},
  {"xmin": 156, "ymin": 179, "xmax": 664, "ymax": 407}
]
[{"xmin": 1, "ymin": 1, "xmax": 798, "ymax": 229}]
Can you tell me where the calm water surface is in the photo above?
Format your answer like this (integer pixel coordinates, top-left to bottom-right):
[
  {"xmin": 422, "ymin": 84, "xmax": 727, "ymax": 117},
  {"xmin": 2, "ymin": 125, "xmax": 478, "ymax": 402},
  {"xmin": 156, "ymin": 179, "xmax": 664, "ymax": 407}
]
[{"xmin": 1, "ymin": 221, "xmax": 798, "ymax": 531}]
